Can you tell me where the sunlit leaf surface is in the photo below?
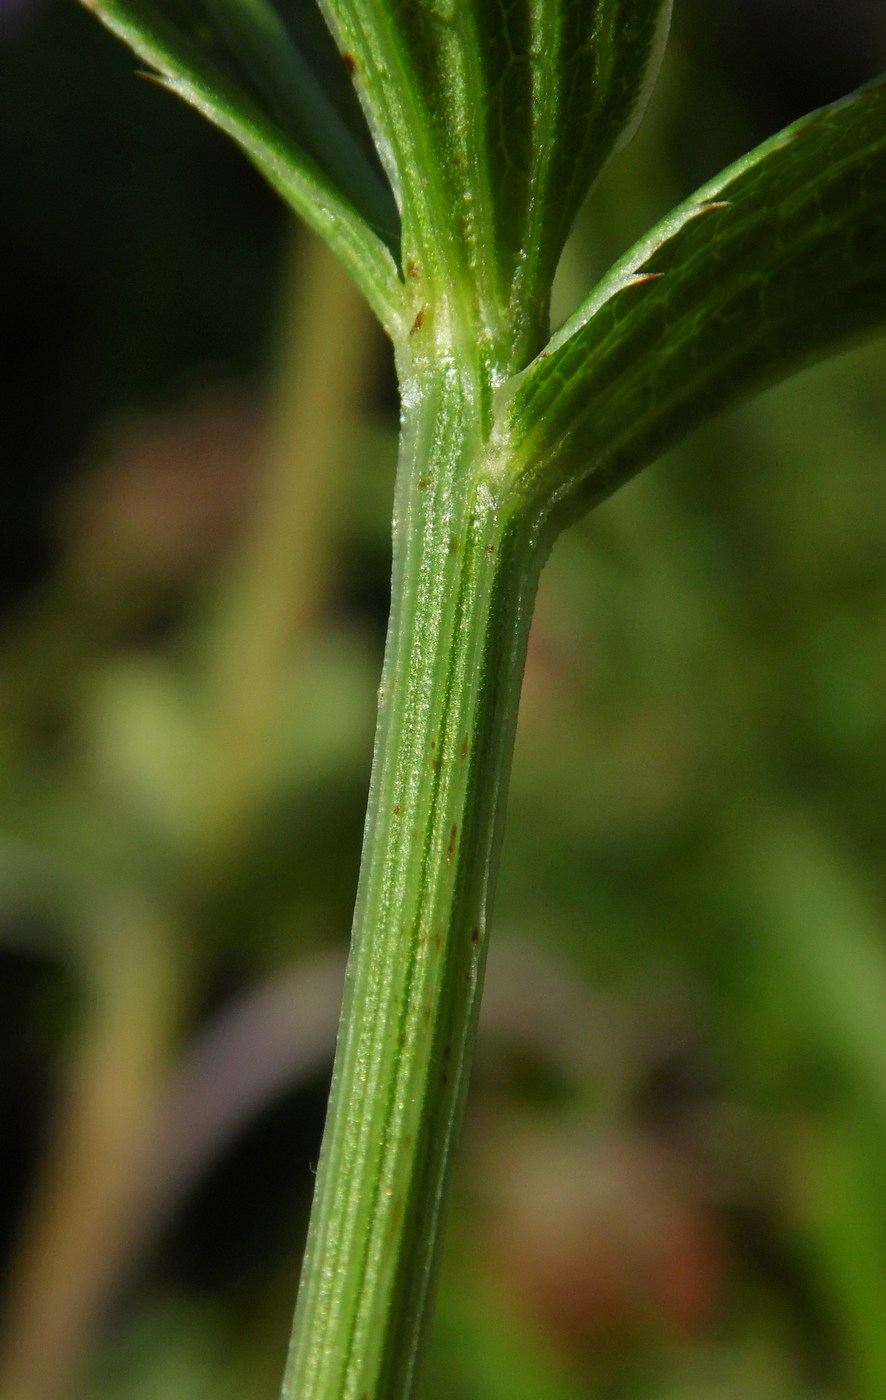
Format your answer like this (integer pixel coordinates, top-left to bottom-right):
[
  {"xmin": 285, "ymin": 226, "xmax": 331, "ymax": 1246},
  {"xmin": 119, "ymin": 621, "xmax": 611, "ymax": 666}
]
[
  {"xmin": 506, "ymin": 78, "xmax": 886, "ymax": 518},
  {"xmin": 85, "ymin": 0, "xmax": 402, "ymax": 323},
  {"xmin": 320, "ymin": 0, "xmax": 672, "ymax": 360}
]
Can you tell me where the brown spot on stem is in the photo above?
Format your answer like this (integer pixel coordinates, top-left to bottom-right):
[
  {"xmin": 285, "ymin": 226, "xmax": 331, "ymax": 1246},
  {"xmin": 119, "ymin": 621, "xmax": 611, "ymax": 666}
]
[
  {"xmin": 486, "ymin": 543, "xmax": 496, "ymax": 554},
  {"xmin": 409, "ymin": 306, "xmax": 426, "ymax": 336},
  {"xmin": 470, "ymin": 927, "xmax": 481, "ymax": 944},
  {"xmin": 447, "ymin": 824, "xmax": 458, "ymax": 861},
  {"xmin": 460, "ymin": 734, "xmax": 469, "ymax": 758},
  {"xmin": 341, "ymin": 51, "xmax": 358, "ymax": 75},
  {"xmin": 418, "ymin": 476, "xmax": 432, "ymax": 489},
  {"xmin": 406, "ymin": 260, "xmax": 420, "ymax": 278},
  {"xmin": 393, "ymin": 804, "xmax": 401, "ymax": 815}
]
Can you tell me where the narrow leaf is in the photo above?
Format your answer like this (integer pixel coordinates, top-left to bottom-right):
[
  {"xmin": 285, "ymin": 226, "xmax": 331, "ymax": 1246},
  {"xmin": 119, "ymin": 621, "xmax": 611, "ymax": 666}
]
[
  {"xmin": 321, "ymin": 0, "xmax": 672, "ymax": 364},
  {"xmin": 83, "ymin": 0, "xmax": 402, "ymax": 328},
  {"xmin": 505, "ymin": 78, "xmax": 886, "ymax": 520}
]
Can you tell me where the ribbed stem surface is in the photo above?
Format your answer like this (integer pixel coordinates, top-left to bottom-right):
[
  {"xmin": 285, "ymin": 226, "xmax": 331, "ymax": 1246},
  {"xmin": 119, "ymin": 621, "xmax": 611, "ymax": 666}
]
[{"xmin": 283, "ymin": 350, "xmax": 540, "ymax": 1398}]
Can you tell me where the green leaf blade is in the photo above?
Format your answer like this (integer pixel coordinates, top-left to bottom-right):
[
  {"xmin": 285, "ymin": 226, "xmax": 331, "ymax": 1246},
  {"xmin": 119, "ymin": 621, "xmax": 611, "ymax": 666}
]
[
  {"xmin": 84, "ymin": 0, "xmax": 403, "ymax": 329},
  {"xmin": 511, "ymin": 0, "xmax": 673, "ymax": 335},
  {"xmin": 505, "ymin": 78, "xmax": 886, "ymax": 520},
  {"xmin": 322, "ymin": 0, "xmax": 672, "ymax": 366}
]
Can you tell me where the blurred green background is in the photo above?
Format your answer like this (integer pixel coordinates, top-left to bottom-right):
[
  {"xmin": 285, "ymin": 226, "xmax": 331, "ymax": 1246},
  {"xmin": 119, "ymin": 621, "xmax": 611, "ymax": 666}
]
[{"xmin": 2, "ymin": 4, "xmax": 886, "ymax": 1398}]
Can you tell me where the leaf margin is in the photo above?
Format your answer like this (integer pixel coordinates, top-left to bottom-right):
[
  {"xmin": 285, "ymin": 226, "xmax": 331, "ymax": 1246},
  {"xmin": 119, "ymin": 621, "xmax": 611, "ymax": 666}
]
[
  {"xmin": 502, "ymin": 75, "xmax": 886, "ymax": 523},
  {"xmin": 82, "ymin": 0, "xmax": 405, "ymax": 333}
]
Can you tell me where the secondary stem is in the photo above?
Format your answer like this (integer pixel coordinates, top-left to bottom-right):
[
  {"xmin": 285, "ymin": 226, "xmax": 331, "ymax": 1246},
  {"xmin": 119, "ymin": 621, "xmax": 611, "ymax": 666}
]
[
  {"xmin": 202, "ymin": 230, "xmax": 375, "ymax": 854},
  {"xmin": 0, "ymin": 904, "xmax": 181, "ymax": 1400},
  {"xmin": 283, "ymin": 344, "xmax": 542, "ymax": 1398}
]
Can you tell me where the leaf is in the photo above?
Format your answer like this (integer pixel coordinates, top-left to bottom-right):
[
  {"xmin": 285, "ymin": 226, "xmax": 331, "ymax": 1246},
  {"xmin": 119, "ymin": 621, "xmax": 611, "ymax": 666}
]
[
  {"xmin": 504, "ymin": 78, "xmax": 886, "ymax": 522},
  {"xmin": 83, "ymin": 0, "xmax": 402, "ymax": 328},
  {"xmin": 87, "ymin": 0, "xmax": 674, "ymax": 349},
  {"xmin": 320, "ymin": 0, "xmax": 673, "ymax": 365}
]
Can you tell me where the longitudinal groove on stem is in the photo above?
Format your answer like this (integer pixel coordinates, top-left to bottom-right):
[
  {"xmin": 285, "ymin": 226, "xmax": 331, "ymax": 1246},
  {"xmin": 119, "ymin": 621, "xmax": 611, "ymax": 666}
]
[
  {"xmin": 331, "ymin": 378, "xmax": 471, "ymax": 1376},
  {"xmin": 283, "ymin": 351, "xmax": 541, "ymax": 1398}
]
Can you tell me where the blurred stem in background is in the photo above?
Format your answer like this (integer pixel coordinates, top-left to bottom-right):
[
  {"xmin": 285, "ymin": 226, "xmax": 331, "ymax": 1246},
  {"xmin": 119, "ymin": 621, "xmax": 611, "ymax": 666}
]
[
  {"xmin": 725, "ymin": 807, "xmax": 886, "ymax": 1400},
  {"xmin": 0, "ymin": 230, "xmax": 372, "ymax": 1400},
  {"xmin": 802, "ymin": 1105, "xmax": 886, "ymax": 1400},
  {"xmin": 4, "ymin": 7, "xmax": 886, "ymax": 1395},
  {"xmin": 200, "ymin": 229, "xmax": 377, "ymax": 858},
  {"xmin": 0, "ymin": 903, "xmax": 183, "ymax": 1400}
]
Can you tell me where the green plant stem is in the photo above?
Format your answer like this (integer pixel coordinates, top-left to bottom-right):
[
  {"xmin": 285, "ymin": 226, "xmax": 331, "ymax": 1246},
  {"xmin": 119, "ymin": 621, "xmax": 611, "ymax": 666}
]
[
  {"xmin": 0, "ymin": 903, "xmax": 182, "ymax": 1400},
  {"xmin": 202, "ymin": 229, "xmax": 376, "ymax": 854},
  {"xmin": 283, "ymin": 345, "xmax": 543, "ymax": 1398}
]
